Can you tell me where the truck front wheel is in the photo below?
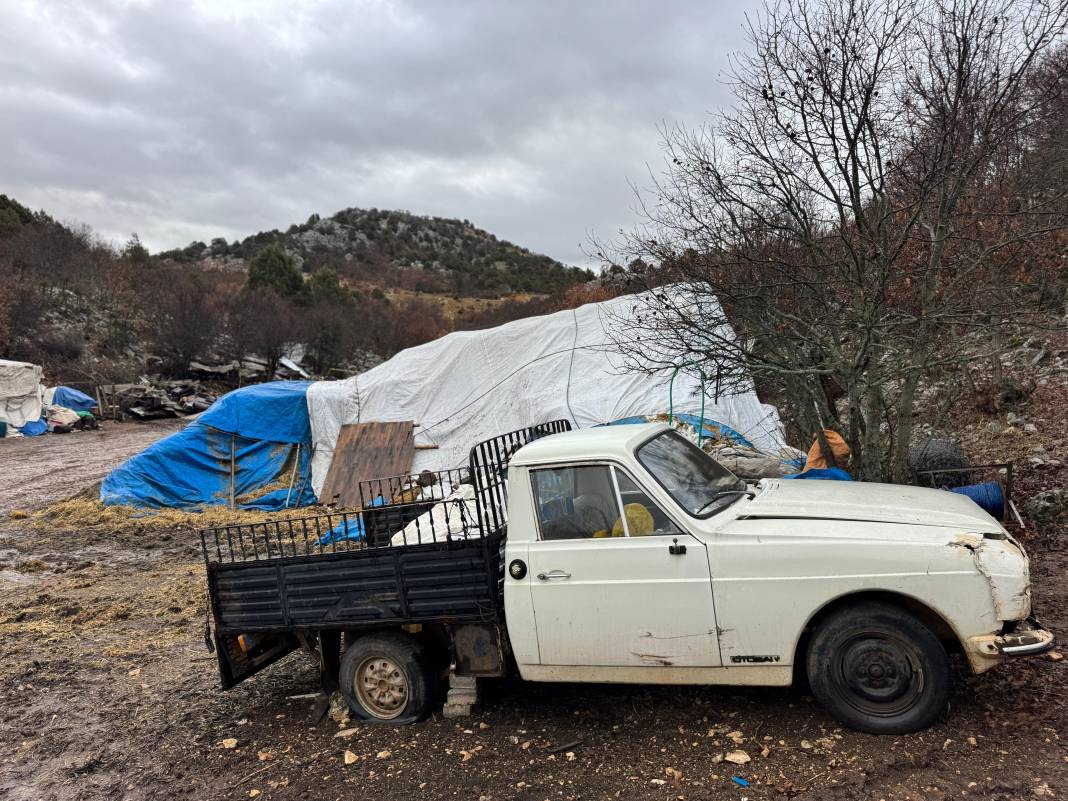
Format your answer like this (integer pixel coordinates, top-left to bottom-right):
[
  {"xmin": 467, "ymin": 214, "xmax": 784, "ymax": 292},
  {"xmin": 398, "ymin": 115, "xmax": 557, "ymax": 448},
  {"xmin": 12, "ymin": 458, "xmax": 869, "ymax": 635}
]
[
  {"xmin": 340, "ymin": 632, "xmax": 435, "ymax": 724},
  {"xmin": 806, "ymin": 602, "xmax": 950, "ymax": 734}
]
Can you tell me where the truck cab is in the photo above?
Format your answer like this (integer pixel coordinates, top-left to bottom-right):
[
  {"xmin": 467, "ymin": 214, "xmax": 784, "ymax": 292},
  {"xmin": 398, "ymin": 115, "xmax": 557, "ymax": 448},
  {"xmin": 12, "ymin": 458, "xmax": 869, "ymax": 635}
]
[
  {"xmin": 202, "ymin": 420, "xmax": 1052, "ymax": 734},
  {"xmin": 502, "ymin": 422, "xmax": 1052, "ymax": 732}
]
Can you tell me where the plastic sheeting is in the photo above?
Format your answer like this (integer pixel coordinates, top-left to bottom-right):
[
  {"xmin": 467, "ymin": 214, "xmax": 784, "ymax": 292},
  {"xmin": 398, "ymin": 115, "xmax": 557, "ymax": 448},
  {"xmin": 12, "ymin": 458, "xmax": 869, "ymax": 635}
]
[
  {"xmin": 0, "ymin": 359, "xmax": 43, "ymax": 428},
  {"xmin": 604, "ymin": 413, "xmax": 756, "ymax": 448},
  {"xmin": 101, "ymin": 381, "xmax": 316, "ymax": 510},
  {"xmin": 49, "ymin": 386, "xmax": 97, "ymax": 412},
  {"xmin": 17, "ymin": 417, "xmax": 48, "ymax": 437},
  {"xmin": 307, "ymin": 289, "xmax": 787, "ymax": 495},
  {"xmin": 784, "ymin": 467, "xmax": 853, "ymax": 481}
]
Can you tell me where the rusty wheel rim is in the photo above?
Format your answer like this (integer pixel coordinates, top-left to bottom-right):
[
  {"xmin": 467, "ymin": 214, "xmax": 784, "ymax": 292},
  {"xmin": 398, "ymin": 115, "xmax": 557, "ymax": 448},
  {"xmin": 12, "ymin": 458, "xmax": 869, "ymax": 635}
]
[
  {"xmin": 354, "ymin": 656, "xmax": 409, "ymax": 720},
  {"xmin": 832, "ymin": 630, "xmax": 925, "ymax": 718}
]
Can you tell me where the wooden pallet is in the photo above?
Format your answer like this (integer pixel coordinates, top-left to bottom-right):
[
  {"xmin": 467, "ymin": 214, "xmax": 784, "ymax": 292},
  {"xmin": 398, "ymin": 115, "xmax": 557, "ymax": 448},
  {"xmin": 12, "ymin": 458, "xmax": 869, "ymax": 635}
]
[{"xmin": 319, "ymin": 421, "xmax": 415, "ymax": 507}]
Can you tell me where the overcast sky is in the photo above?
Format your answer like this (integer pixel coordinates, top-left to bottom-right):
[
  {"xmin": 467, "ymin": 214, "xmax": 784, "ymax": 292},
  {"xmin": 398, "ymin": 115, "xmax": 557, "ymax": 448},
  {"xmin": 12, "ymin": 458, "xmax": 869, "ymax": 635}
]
[{"xmin": 0, "ymin": 0, "xmax": 754, "ymax": 266}]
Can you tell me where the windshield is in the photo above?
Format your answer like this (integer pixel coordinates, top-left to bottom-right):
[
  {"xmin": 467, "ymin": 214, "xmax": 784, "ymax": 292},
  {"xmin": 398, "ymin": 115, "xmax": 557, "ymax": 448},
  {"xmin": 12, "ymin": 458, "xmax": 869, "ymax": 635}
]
[{"xmin": 636, "ymin": 430, "xmax": 744, "ymax": 517}]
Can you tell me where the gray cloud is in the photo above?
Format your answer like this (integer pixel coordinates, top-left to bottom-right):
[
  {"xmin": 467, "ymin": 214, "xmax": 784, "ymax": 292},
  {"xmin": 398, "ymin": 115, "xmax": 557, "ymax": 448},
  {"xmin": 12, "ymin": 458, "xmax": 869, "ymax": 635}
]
[{"xmin": 0, "ymin": 0, "xmax": 754, "ymax": 265}]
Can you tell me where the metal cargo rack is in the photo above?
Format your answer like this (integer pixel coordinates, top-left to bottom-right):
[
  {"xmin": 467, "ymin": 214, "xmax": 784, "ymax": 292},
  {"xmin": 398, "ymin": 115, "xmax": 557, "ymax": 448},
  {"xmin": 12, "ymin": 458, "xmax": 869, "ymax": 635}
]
[
  {"xmin": 199, "ymin": 418, "xmax": 573, "ymax": 566},
  {"xmin": 199, "ymin": 498, "xmax": 483, "ymax": 566},
  {"xmin": 356, "ymin": 467, "xmax": 470, "ymax": 547},
  {"xmin": 469, "ymin": 419, "xmax": 572, "ymax": 534},
  {"xmin": 199, "ymin": 419, "xmax": 574, "ymax": 637}
]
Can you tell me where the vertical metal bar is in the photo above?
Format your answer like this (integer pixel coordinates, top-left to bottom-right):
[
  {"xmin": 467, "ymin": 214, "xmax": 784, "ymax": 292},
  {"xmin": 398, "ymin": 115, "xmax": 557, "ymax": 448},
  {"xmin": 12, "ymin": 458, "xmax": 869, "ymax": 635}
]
[
  {"xmin": 609, "ymin": 467, "xmax": 630, "ymax": 537},
  {"xmin": 224, "ymin": 526, "xmax": 236, "ymax": 562},
  {"xmin": 391, "ymin": 531, "xmax": 409, "ymax": 618},
  {"xmin": 300, "ymin": 518, "xmax": 310, "ymax": 556},
  {"xmin": 260, "ymin": 522, "xmax": 271, "ymax": 559},
  {"xmin": 199, "ymin": 531, "xmax": 211, "ymax": 567},
  {"xmin": 286, "ymin": 519, "xmax": 298, "ymax": 557},
  {"xmin": 285, "ymin": 443, "xmax": 300, "ymax": 509},
  {"xmin": 274, "ymin": 521, "xmax": 285, "ymax": 558},
  {"xmin": 229, "ymin": 435, "xmax": 236, "ymax": 511},
  {"xmin": 489, "ymin": 437, "xmax": 506, "ymax": 533}
]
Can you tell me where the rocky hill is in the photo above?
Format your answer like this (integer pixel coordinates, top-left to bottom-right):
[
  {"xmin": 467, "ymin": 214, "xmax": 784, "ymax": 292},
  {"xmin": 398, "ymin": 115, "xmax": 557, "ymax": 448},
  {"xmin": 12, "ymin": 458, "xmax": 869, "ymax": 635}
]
[{"xmin": 160, "ymin": 207, "xmax": 591, "ymax": 296}]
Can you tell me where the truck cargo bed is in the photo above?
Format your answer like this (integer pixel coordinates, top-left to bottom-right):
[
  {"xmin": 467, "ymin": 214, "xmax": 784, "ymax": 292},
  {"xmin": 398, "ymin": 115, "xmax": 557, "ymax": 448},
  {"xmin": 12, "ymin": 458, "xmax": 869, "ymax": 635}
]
[{"xmin": 207, "ymin": 532, "xmax": 504, "ymax": 632}]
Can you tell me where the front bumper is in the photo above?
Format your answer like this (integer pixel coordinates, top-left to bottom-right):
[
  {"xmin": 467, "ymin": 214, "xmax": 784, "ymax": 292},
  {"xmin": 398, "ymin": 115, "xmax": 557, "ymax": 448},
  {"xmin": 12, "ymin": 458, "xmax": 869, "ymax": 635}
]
[
  {"xmin": 965, "ymin": 616, "xmax": 1055, "ymax": 672},
  {"xmin": 995, "ymin": 616, "xmax": 1055, "ymax": 656}
]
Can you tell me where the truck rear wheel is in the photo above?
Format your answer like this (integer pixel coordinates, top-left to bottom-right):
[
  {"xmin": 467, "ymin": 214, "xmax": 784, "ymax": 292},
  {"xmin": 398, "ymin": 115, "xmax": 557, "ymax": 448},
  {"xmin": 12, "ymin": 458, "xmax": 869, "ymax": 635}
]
[
  {"xmin": 340, "ymin": 632, "xmax": 435, "ymax": 724},
  {"xmin": 806, "ymin": 602, "xmax": 950, "ymax": 734}
]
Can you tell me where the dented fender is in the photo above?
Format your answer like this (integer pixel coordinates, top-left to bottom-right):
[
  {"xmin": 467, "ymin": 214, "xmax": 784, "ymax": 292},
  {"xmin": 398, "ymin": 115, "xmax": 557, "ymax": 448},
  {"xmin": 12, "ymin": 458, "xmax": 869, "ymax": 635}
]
[{"xmin": 949, "ymin": 533, "xmax": 1031, "ymax": 622}]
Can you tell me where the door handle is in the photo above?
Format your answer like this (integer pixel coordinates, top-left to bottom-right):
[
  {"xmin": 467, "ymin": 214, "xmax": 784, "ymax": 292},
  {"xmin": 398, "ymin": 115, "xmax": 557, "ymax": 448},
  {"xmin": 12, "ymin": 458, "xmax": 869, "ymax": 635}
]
[
  {"xmin": 669, "ymin": 537, "xmax": 687, "ymax": 555},
  {"xmin": 536, "ymin": 570, "xmax": 572, "ymax": 581}
]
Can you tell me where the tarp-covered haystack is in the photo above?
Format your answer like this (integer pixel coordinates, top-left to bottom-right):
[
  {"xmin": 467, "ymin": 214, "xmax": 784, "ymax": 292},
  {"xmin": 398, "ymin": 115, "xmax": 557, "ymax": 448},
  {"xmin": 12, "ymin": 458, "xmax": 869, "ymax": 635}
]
[
  {"xmin": 0, "ymin": 359, "xmax": 44, "ymax": 430},
  {"xmin": 0, "ymin": 361, "xmax": 100, "ymax": 437},
  {"xmin": 306, "ymin": 290, "xmax": 791, "ymax": 494},
  {"xmin": 101, "ymin": 381, "xmax": 316, "ymax": 510},
  {"xmin": 103, "ymin": 290, "xmax": 795, "ymax": 511}
]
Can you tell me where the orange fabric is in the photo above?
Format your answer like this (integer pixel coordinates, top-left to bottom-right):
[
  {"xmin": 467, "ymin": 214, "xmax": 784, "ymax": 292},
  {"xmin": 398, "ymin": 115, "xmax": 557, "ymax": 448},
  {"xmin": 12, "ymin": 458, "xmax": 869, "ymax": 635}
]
[{"xmin": 804, "ymin": 429, "xmax": 850, "ymax": 471}]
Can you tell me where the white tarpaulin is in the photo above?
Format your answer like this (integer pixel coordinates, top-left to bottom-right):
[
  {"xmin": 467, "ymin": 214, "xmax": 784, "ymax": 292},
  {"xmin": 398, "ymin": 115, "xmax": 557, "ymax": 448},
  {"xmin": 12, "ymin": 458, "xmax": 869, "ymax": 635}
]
[
  {"xmin": 306, "ymin": 290, "xmax": 787, "ymax": 496},
  {"xmin": 0, "ymin": 359, "xmax": 43, "ymax": 428}
]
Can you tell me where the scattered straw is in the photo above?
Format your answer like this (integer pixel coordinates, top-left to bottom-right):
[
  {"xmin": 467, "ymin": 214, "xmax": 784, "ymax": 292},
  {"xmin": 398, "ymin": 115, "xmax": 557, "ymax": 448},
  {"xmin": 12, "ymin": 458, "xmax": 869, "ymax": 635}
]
[{"xmin": 30, "ymin": 496, "xmax": 357, "ymax": 534}]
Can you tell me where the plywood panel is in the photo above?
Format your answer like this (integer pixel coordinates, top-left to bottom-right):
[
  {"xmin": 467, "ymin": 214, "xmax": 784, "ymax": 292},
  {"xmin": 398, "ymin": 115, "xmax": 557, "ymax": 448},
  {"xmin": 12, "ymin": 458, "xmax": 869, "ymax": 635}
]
[{"xmin": 320, "ymin": 421, "xmax": 415, "ymax": 507}]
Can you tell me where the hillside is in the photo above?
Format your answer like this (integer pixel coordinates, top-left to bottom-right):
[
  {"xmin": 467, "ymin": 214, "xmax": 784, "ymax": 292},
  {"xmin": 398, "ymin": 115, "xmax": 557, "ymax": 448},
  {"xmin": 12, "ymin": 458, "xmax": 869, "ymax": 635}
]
[
  {"xmin": 160, "ymin": 207, "xmax": 592, "ymax": 296},
  {"xmin": 0, "ymin": 194, "xmax": 607, "ymax": 384}
]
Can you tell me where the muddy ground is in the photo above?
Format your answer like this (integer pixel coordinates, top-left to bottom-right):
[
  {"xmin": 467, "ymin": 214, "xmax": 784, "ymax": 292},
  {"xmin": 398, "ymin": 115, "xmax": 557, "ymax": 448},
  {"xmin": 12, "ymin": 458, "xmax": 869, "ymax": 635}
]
[{"xmin": 0, "ymin": 418, "xmax": 1065, "ymax": 801}]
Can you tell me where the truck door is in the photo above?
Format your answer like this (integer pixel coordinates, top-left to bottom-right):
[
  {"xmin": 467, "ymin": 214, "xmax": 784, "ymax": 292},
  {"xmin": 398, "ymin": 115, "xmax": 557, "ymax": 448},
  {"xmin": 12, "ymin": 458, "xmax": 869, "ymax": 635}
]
[{"xmin": 525, "ymin": 464, "xmax": 721, "ymax": 667}]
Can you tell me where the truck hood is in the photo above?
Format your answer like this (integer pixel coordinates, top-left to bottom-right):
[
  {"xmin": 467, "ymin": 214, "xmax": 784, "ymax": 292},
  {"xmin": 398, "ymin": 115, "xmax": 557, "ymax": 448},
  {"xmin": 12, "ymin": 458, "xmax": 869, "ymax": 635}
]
[{"xmin": 742, "ymin": 479, "xmax": 1004, "ymax": 534}]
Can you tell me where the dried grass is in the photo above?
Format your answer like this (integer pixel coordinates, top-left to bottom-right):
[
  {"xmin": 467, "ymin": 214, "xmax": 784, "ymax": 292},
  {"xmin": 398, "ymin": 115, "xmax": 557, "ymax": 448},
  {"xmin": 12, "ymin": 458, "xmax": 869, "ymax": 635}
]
[
  {"xmin": 0, "ymin": 560, "xmax": 206, "ymax": 644},
  {"xmin": 30, "ymin": 496, "xmax": 351, "ymax": 534}
]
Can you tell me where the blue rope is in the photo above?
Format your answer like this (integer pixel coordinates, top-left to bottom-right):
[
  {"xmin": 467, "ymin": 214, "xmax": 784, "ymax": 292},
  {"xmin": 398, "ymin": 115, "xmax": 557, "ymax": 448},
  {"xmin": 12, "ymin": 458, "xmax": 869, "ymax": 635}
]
[{"xmin": 950, "ymin": 481, "xmax": 1005, "ymax": 521}]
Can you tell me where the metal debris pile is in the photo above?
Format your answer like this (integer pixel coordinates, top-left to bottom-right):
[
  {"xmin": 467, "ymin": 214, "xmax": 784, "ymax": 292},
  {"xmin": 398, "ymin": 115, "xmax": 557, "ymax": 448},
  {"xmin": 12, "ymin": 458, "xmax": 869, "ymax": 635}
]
[{"xmin": 98, "ymin": 380, "xmax": 221, "ymax": 420}]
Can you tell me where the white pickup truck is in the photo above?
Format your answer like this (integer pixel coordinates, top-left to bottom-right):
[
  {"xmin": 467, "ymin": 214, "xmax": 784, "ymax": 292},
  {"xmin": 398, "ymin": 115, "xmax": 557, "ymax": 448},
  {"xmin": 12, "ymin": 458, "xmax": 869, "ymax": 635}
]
[{"xmin": 202, "ymin": 420, "xmax": 1053, "ymax": 734}]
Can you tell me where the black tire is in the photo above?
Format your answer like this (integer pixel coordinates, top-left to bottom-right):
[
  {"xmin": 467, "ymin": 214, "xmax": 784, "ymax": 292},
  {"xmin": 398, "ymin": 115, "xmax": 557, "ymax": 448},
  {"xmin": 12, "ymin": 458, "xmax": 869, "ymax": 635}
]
[
  {"xmin": 908, "ymin": 438, "xmax": 972, "ymax": 488},
  {"xmin": 806, "ymin": 603, "xmax": 950, "ymax": 734},
  {"xmin": 339, "ymin": 631, "xmax": 436, "ymax": 724}
]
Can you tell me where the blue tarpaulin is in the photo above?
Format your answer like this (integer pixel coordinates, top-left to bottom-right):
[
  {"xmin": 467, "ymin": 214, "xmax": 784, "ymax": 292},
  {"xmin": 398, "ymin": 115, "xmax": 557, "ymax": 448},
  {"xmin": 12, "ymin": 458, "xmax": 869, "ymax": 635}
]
[
  {"xmin": 318, "ymin": 496, "xmax": 387, "ymax": 545},
  {"xmin": 784, "ymin": 467, "xmax": 853, "ymax": 481},
  {"xmin": 52, "ymin": 386, "xmax": 97, "ymax": 412},
  {"xmin": 101, "ymin": 381, "xmax": 317, "ymax": 510},
  {"xmin": 17, "ymin": 417, "xmax": 48, "ymax": 436},
  {"xmin": 604, "ymin": 413, "xmax": 758, "ymax": 449}
]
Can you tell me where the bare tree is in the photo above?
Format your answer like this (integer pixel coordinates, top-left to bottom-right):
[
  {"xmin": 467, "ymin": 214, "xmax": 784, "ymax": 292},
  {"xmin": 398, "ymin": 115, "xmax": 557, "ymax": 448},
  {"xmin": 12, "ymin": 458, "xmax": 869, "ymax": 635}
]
[
  {"xmin": 603, "ymin": 0, "xmax": 1068, "ymax": 480},
  {"xmin": 142, "ymin": 265, "xmax": 222, "ymax": 375},
  {"xmin": 227, "ymin": 289, "xmax": 299, "ymax": 379}
]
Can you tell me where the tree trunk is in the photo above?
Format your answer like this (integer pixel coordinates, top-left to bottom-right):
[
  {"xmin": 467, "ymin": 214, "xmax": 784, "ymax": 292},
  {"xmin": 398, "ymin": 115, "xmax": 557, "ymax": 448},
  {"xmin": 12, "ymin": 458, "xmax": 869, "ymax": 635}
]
[{"xmin": 890, "ymin": 367, "xmax": 921, "ymax": 483}]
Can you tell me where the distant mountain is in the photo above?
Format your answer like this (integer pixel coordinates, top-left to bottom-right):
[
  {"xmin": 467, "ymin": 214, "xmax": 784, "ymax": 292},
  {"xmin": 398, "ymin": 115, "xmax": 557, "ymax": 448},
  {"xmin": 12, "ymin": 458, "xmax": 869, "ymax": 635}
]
[{"xmin": 160, "ymin": 207, "xmax": 592, "ymax": 296}]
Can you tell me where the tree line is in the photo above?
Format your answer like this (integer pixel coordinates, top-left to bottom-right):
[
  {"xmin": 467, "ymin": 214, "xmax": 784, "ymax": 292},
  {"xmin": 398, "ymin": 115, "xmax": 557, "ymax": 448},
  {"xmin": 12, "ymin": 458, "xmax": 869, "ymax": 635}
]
[
  {"xmin": 0, "ymin": 207, "xmax": 596, "ymax": 383},
  {"xmin": 601, "ymin": 0, "xmax": 1068, "ymax": 482}
]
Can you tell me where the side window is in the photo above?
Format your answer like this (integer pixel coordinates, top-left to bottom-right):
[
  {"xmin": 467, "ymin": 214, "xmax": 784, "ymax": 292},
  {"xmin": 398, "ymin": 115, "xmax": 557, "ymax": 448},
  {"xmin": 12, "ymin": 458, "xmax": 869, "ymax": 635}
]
[
  {"xmin": 531, "ymin": 465, "xmax": 623, "ymax": 540},
  {"xmin": 613, "ymin": 469, "xmax": 682, "ymax": 536}
]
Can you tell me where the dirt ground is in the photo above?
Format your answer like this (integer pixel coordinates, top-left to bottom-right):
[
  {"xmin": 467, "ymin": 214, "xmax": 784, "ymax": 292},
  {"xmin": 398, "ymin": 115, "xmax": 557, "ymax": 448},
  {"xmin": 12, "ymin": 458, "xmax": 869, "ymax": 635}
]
[
  {"xmin": 0, "ymin": 417, "xmax": 1065, "ymax": 801},
  {"xmin": 0, "ymin": 419, "xmax": 186, "ymax": 517}
]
